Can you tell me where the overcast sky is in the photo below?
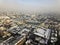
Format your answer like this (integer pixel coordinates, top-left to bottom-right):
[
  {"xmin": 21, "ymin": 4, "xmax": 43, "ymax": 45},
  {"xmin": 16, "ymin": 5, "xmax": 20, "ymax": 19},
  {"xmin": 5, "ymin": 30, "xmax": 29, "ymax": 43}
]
[{"xmin": 0, "ymin": 0, "xmax": 60, "ymax": 13}]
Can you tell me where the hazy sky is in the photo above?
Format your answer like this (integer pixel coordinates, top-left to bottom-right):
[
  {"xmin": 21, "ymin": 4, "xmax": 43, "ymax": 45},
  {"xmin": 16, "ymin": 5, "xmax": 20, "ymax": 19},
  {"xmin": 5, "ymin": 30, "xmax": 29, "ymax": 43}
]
[
  {"xmin": 0, "ymin": 0, "xmax": 56, "ymax": 7},
  {"xmin": 0, "ymin": 0, "xmax": 60, "ymax": 13}
]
